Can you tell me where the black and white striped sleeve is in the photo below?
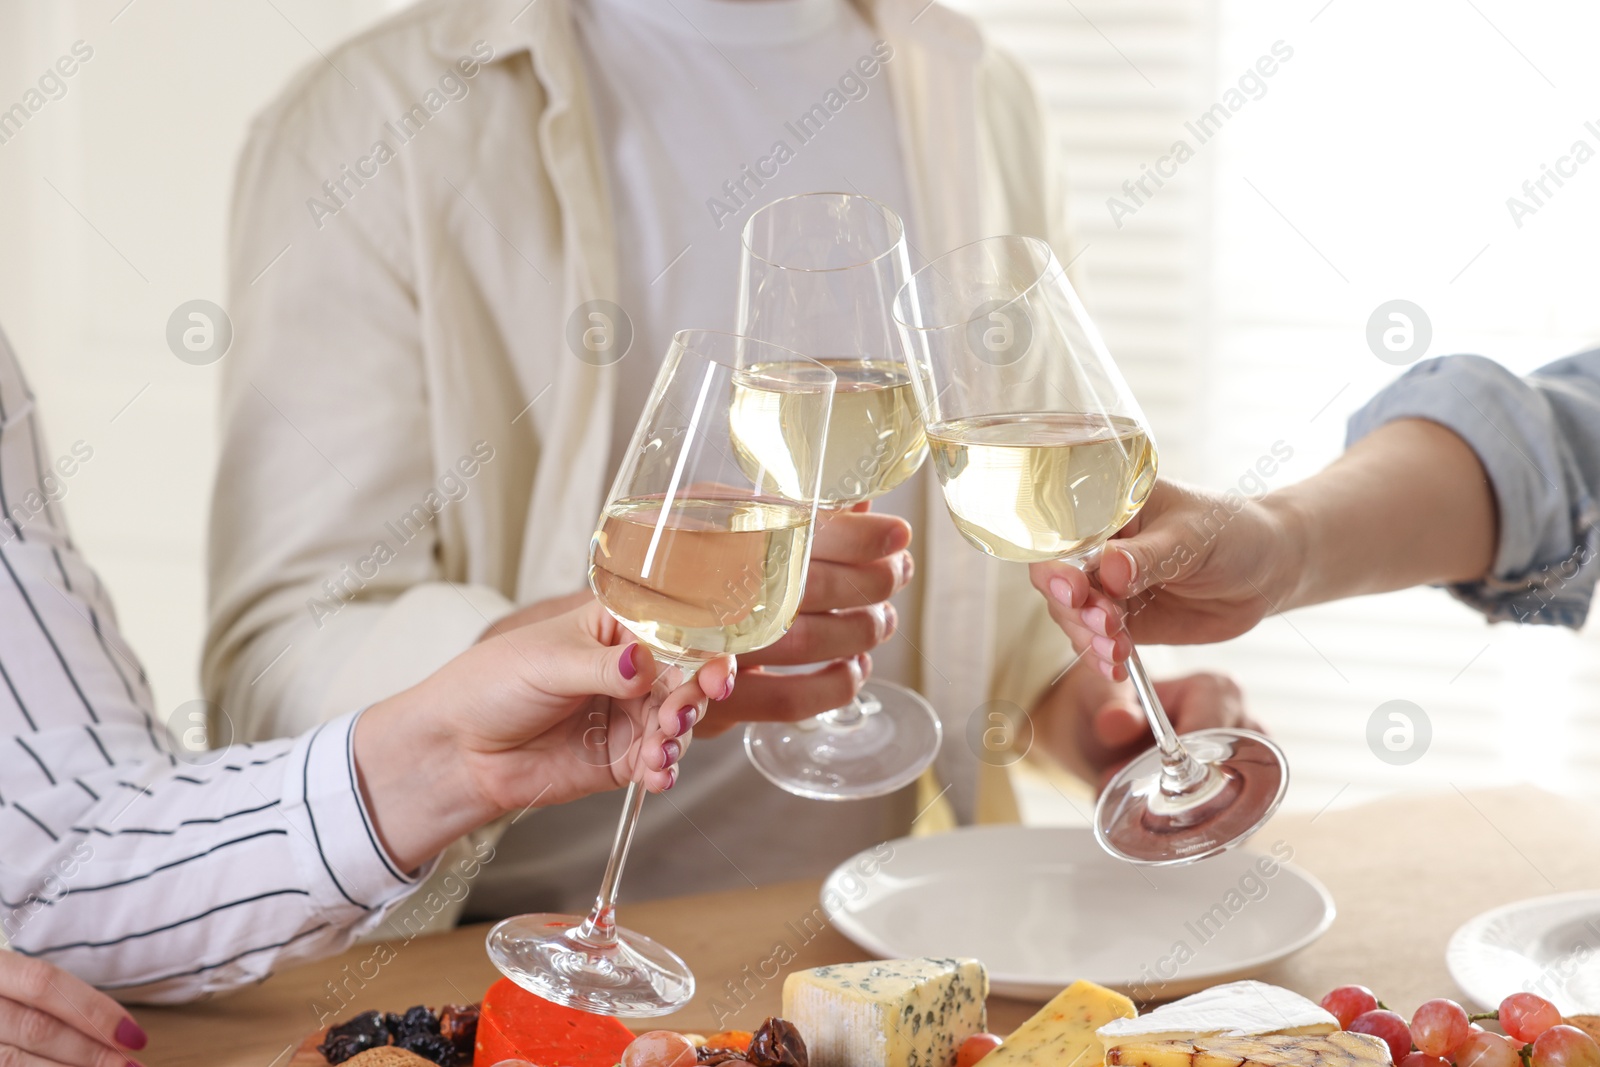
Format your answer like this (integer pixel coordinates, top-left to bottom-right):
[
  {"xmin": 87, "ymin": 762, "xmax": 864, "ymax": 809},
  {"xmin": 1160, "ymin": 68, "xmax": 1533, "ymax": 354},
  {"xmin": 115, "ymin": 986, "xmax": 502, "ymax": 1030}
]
[{"xmin": 0, "ymin": 330, "xmax": 431, "ymax": 1002}]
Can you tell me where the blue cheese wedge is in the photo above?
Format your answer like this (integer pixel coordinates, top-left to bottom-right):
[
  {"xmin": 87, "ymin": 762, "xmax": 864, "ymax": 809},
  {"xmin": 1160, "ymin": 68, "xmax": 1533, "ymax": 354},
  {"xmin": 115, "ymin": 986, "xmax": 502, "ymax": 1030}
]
[
  {"xmin": 1098, "ymin": 981, "xmax": 1338, "ymax": 1055},
  {"xmin": 781, "ymin": 958, "xmax": 988, "ymax": 1067}
]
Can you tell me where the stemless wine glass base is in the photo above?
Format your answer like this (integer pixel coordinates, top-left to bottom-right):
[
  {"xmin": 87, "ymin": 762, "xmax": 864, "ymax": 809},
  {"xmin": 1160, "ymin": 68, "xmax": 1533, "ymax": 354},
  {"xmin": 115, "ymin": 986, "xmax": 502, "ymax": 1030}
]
[
  {"xmin": 486, "ymin": 914, "xmax": 695, "ymax": 1017},
  {"xmin": 744, "ymin": 681, "xmax": 942, "ymax": 801},
  {"xmin": 1094, "ymin": 728, "xmax": 1289, "ymax": 867}
]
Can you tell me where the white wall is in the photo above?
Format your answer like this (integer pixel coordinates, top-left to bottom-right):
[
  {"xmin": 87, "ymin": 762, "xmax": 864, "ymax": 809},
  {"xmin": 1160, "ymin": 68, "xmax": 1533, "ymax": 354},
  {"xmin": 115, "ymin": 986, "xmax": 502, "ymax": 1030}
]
[{"xmin": 0, "ymin": 0, "xmax": 403, "ymax": 724}]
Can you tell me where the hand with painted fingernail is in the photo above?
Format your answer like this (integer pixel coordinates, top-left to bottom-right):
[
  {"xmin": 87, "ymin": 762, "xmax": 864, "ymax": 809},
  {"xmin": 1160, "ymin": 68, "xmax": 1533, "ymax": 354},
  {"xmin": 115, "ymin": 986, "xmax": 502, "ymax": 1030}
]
[
  {"xmin": 0, "ymin": 951, "xmax": 149, "ymax": 1067},
  {"xmin": 1029, "ymin": 478, "xmax": 1297, "ymax": 678},
  {"xmin": 354, "ymin": 600, "xmax": 732, "ymax": 871}
]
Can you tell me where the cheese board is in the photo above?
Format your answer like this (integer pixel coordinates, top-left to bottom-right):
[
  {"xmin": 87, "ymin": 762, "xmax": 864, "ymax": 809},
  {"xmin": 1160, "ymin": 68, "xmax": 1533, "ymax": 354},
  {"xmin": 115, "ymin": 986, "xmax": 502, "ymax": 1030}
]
[{"xmin": 298, "ymin": 961, "xmax": 1600, "ymax": 1067}]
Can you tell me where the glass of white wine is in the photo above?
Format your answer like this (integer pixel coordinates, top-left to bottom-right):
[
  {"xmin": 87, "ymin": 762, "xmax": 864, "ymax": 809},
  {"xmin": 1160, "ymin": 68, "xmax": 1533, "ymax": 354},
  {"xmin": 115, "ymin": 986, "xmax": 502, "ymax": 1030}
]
[
  {"xmin": 734, "ymin": 191, "xmax": 943, "ymax": 801},
  {"xmin": 892, "ymin": 235, "xmax": 1288, "ymax": 865},
  {"xmin": 485, "ymin": 331, "xmax": 835, "ymax": 1014}
]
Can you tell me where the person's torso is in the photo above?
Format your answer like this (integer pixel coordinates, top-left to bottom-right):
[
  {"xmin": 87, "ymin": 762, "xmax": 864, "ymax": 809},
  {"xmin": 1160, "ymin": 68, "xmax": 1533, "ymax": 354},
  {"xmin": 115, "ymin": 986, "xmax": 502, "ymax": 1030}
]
[{"xmin": 468, "ymin": 0, "xmax": 934, "ymax": 917}]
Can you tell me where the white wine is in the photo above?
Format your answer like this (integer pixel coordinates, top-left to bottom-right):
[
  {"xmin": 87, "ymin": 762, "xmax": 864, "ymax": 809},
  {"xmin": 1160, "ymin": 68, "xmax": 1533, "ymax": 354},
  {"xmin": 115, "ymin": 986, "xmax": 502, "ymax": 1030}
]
[
  {"xmin": 925, "ymin": 412, "xmax": 1156, "ymax": 563},
  {"xmin": 589, "ymin": 495, "xmax": 813, "ymax": 661},
  {"xmin": 730, "ymin": 359, "xmax": 926, "ymax": 507}
]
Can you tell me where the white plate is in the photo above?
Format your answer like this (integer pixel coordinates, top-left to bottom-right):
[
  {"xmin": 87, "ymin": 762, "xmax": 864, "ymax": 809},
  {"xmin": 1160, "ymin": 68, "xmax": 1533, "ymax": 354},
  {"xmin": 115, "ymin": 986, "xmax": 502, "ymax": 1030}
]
[
  {"xmin": 1447, "ymin": 891, "xmax": 1600, "ymax": 1014},
  {"xmin": 821, "ymin": 824, "xmax": 1335, "ymax": 1000}
]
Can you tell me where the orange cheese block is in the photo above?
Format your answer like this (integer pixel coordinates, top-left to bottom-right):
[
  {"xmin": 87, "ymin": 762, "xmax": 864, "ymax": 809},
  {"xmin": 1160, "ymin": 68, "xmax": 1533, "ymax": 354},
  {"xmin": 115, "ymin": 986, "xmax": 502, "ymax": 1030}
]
[{"xmin": 475, "ymin": 978, "xmax": 635, "ymax": 1067}]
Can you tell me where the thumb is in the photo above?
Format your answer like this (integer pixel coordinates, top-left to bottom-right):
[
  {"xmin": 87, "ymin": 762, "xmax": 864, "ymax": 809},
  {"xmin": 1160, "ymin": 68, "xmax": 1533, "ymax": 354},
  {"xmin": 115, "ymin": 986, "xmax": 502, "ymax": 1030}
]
[
  {"xmin": 1102, "ymin": 520, "xmax": 1186, "ymax": 598},
  {"xmin": 508, "ymin": 626, "xmax": 659, "ymax": 702}
]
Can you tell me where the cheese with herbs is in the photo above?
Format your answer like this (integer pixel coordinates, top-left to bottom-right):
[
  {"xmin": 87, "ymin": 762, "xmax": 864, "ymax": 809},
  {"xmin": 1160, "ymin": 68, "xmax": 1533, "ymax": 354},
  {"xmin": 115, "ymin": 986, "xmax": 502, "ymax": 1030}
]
[
  {"xmin": 1098, "ymin": 981, "xmax": 1338, "ymax": 1054},
  {"xmin": 781, "ymin": 958, "xmax": 987, "ymax": 1067},
  {"xmin": 979, "ymin": 979, "xmax": 1135, "ymax": 1067}
]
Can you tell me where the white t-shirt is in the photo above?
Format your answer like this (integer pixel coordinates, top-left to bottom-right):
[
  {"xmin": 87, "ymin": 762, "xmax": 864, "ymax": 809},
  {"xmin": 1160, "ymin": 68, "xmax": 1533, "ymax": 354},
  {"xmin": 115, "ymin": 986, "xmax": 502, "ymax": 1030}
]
[{"xmin": 468, "ymin": 0, "xmax": 933, "ymax": 917}]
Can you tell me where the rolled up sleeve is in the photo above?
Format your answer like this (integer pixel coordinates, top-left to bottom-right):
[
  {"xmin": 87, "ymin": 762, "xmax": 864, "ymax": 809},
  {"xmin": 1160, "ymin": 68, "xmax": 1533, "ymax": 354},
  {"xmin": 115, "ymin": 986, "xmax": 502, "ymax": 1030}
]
[{"xmin": 1346, "ymin": 351, "xmax": 1600, "ymax": 627}]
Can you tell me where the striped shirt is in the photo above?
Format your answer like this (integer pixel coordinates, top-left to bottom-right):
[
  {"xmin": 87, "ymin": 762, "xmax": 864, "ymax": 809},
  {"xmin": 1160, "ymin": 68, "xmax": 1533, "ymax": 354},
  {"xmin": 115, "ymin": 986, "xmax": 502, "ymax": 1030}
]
[{"xmin": 0, "ymin": 331, "xmax": 427, "ymax": 1003}]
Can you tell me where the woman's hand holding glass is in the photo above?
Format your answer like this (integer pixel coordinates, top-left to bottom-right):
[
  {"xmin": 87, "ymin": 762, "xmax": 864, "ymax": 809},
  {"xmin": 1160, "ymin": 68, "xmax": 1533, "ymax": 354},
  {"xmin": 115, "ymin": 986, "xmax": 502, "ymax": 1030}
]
[
  {"xmin": 893, "ymin": 234, "xmax": 1288, "ymax": 866},
  {"xmin": 487, "ymin": 330, "xmax": 836, "ymax": 1017},
  {"xmin": 358, "ymin": 599, "xmax": 731, "ymax": 872}
]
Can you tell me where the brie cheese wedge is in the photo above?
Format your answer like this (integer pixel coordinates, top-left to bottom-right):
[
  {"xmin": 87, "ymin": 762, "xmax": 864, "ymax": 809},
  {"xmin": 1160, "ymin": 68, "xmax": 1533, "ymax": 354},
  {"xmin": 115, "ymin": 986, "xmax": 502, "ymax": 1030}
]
[{"xmin": 1098, "ymin": 981, "xmax": 1339, "ymax": 1054}]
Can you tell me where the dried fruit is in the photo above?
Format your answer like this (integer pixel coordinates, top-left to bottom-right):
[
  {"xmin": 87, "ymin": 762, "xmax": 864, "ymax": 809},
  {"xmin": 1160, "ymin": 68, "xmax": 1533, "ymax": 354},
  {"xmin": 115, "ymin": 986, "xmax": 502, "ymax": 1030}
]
[
  {"xmin": 400, "ymin": 1007, "xmax": 441, "ymax": 1036},
  {"xmin": 748, "ymin": 1018, "xmax": 807, "ymax": 1067},
  {"xmin": 320, "ymin": 1011, "xmax": 392, "ymax": 1065},
  {"xmin": 439, "ymin": 1004, "xmax": 479, "ymax": 1055},
  {"xmin": 397, "ymin": 1031, "xmax": 459, "ymax": 1067}
]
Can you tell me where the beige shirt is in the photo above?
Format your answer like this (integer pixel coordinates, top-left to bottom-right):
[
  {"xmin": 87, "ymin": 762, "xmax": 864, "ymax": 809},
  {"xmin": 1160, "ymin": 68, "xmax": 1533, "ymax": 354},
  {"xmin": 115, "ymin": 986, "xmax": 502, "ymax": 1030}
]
[{"xmin": 205, "ymin": 0, "xmax": 1077, "ymax": 924}]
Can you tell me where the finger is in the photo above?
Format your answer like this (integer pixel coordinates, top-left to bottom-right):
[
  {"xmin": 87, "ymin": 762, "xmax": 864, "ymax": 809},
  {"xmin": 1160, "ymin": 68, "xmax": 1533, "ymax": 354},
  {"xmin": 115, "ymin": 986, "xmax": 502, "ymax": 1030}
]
[
  {"xmin": 0, "ymin": 957, "xmax": 144, "ymax": 1053},
  {"xmin": 1092, "ymin": 702, "xmax": 1147, "ymax": 749},
  {"xmin": 1095, "ymin": 655, "xmax": 1129, "ymax": 684},
  {"xmin": 744, "ymin": 603, "xmax": 894, "ymax": 665},
  {"xmin": 810, "ymin": 509, "xmax": 912, "ymax": 565},
  {"xmin": 799, "ymin": 553, "xmax": 911, "ymax": 611},
  {"xmin": 1088, "ymin": 632, "xmax": 1134, "ymax": 666},
  {"xmin": 0, "ymin": 1046, "xmax": 99, "ymax": 1067},
  {"xmin": 1030, "ymin": 560, "xmax": 1091, "ymax": 611},
  {"xmin": 694, "ymin": 656, "xmax": 736, "ymax": 705},
  {"xmin": 508, "ymin": 626, "xmax": 660, "ymax": 702},
  {"xmin": 1078, "ymin": 590, "xmax": 1128, "ymax": 639},
  {"xmin": 1152, "ymin": 673, "xmax": 1247, "ymax": 732},
  {"xmin": 0, "ymin": 998, "xmax": 131, "ymax": 1067},
  {"xmin": 696, "ymin": 659, "xmax": 865, "ymax": 735},
  {"xmin": 1097, "ymin": 484, "xmax": 1193, "ymax": 598}
]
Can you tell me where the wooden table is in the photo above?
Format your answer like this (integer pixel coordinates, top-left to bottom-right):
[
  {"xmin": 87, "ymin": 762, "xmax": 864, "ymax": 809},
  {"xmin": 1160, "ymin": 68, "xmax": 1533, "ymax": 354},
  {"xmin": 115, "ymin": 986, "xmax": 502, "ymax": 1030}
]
[{"xmin": 138, "ymin": 788, "xmax": 1600, "ymax": 1067}]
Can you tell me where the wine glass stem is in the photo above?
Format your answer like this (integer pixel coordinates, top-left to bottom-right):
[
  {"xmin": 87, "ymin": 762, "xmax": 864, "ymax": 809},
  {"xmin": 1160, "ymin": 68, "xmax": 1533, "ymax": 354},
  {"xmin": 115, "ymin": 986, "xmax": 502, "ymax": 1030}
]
[
  {"xmin": 1124, "ymin": 647, "xmax": 1208, "ymax": 795},
  {"xmin": 573, "ymin": 666, "xmax": 681, "ymax": 947}
]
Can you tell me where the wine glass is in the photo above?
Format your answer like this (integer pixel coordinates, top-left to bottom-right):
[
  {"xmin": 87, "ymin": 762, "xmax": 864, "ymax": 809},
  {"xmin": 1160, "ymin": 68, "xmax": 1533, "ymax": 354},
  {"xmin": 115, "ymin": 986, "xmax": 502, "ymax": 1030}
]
[
  {"xmin": 485, "ymin": 330, "xmax": 835, "ymax": 1014},
  {"xmin": 734, "ymin": 191, "xmax": 943, "ymax": 801},
  {"xmin": 892, "ymin": 235, "xmax": 1288, "ymax": 865}
]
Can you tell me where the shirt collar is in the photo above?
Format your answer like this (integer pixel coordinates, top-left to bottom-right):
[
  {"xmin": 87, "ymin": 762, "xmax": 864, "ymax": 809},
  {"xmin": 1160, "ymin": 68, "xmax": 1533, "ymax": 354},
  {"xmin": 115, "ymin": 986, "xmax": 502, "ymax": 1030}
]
[{"xmin": 577, "ymin": 0, "xmax": 839, "ymax": 47}]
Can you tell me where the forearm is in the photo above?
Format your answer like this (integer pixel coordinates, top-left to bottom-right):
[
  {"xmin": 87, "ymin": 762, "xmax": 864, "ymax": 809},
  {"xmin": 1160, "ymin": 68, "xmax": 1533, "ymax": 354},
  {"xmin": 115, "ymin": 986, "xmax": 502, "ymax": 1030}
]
[{"xmin": 1269, "ymin": 418, "xmax": 1497, "ymax": 610}]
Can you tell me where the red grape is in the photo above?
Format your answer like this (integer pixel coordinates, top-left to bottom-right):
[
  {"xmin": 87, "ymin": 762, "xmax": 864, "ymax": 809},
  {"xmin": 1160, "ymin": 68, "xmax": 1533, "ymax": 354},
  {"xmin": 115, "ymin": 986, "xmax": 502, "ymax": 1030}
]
[
  {"xmin": 1323, "ymin": 986, "xmax": 1382, "ymax": 1029},
  {"xmin": 957, "ymin": 1034, "xmax": 1004, "ymax": 1067},
  {"xmin": 1351, "ymin": 1009, "xmax": 1414, "ymax": 1063},
  {"xmin": 1456, "ymin": 1032, "xmax": 1522, "ymax": 1067},
  {"xmin": 1412, "ymin": 999, "xmax": 1471, "ymax": 1057},
  {"xmin": 1398, "ymin": 1054, "xmax": 1449, "ymax": 1067},
  {"xmin": 623, "ymin": 1032, "xmax": 698, "ymax": 1067},
  {"xmin": 1531, "ymin": 1027, "xmax": 1600, "ymax": 1067},
  {"xmin": 1501, "ymin": 994, "xmax": 1564, "ymax": 1045}
]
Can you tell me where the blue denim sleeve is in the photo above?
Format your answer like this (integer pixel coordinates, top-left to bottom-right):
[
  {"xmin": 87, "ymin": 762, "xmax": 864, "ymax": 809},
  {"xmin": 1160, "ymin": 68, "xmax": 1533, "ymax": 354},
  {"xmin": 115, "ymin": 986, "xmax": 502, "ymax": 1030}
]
[{"xmin": 1345, "ymin": 350, "xmax": 1600, "ymax": 627}]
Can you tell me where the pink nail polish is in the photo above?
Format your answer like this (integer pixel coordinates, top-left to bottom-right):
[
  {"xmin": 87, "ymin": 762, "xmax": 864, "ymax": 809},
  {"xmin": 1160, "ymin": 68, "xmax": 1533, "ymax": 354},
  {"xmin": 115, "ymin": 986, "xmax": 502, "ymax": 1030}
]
[
  {"xmin": 116, "ymin": 1018, "xmax": 148, "ymax": 1050},
  {"xmin": 675, "ymin": 706, "xmax": 696, "ymax": 737},
  {"xmin": 1116, "ymin": 545, "xmax": 1139, "ymax": 584},
  {"xmin": 1083, "ymin": 607, "xmax": 1108, "ymax": 635},
  {"xmin": 666, "ymin": 765, "xmax": 679, "ymax": 790},
  {"xmin": 662, "ymin": 739, "xmax": 682, "ymax": 768},
  {"xmin": 619, "ymin": 643, "xmax": 638, "ymax": 680},
  {"xmin": 1050, "ymin": 577, "xmax": 1075, "ymax": 607}
]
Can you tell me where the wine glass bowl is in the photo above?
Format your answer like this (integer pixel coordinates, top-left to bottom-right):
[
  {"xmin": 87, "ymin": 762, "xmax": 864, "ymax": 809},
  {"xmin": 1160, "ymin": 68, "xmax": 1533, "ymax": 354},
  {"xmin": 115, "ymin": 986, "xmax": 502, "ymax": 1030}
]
[
  {"xmin": 737, "ymin": 192, "xmax": 943, "ymax": 801},
  {"xmin": 893, "ymin": 235, "xmax": 1288, "ymax": 866},
  {"xmin": 487, "ymin": 331, "xmax": 836, "ymax": 1015}
]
